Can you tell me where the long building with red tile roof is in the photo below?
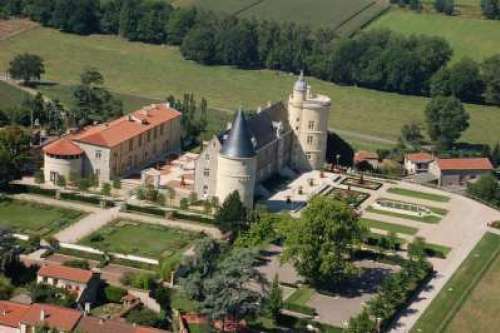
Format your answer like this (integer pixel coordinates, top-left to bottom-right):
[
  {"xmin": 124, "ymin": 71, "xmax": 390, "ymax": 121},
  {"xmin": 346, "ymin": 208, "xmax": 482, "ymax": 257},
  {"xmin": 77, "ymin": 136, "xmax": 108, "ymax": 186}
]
[
  {"xmin": 429, "ymin": 157, "xmax": 494, "ymax": 186},
  {"xmin": 0, "ymin": 301, "xmax": 30, "ymax": 332},
  {"xmin": 43, "ymin": 103, "xmax": 182, "ymax": 185},
  {"xmin": 20, "ymin": 303, "xmax": 82, "ymax": 332}
]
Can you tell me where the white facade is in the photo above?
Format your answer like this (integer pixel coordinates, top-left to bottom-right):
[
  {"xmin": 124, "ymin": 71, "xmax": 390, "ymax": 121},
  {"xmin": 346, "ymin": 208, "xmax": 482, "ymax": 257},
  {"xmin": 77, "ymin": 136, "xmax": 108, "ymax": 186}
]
[{"xmin": 215, "ymin": 155, "xmax": 257, "ymax": 208}]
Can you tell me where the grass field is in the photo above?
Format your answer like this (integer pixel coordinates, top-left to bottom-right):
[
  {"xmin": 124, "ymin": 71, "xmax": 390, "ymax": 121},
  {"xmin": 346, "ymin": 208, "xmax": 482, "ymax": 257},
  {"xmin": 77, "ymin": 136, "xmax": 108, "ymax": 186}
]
[
  {"xmin": 361, "ymin": 217, "xmax": 419, "ymax": 235},
  {"xmin": 387, "ymin": 187, "xmax": 450, "ymax": 203},
  {"xmin": 0, "ymin": 81, "xmax": 29, "ymax": 109},
  {"xmin": 173, "ymin": 0, "xmax": 382, "ymax": 34},
  {"xmin": 0, "ymin": 26, "xmax": 499, "ymax": 148},
  {"xmin": 368, "ymin": 8, "xmax": 500, "ymax": 63},
  {"xmin": 78, "ymin": 219, "xmax": 200, "ymax": 258},
  {"xmin": 0, "ymin": 198, "xmax": 83, "ymax": 236},
  {"xmin": 411, "ymin": 232, "xmax": 500, "ymax": 333}
]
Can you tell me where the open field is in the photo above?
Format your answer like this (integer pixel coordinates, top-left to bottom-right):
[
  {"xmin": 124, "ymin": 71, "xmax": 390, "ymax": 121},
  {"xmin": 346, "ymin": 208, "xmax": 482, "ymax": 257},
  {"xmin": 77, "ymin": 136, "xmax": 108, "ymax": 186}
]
[
  {"xmin": 0, "ymin": 198, "xmax": 84, "ymax": 236},
  {"xmin": 411, "ymin": 232, "xmax": 500, "ymax": 333},
  {"xmin": 0, "ymin": 18, "xmax": 37, "ymax": 40},
  {"xmin": 173, "ymin": 0, "xmax": 387, "ymax": 35},
  {"xmin": 387, "ymin": 187, "xmax": 450, "ymax": 203},
  {"xmin": 368, "ymin": 8, "xmax": 500, "ymax": 63},
  {"xmin": 361, "ymin": 218, "xmax": 419, "ymax": 235},
  {"xmin": 78, "ymin": 219, "xmax": 200, "ymax": 258},
  {"xmin": 0, "ymin": 26, "xmax": 499, "ymax": 147},
  {"xmin": 0, "ymin": 81, "xmax": 29, "ymax": 109}
]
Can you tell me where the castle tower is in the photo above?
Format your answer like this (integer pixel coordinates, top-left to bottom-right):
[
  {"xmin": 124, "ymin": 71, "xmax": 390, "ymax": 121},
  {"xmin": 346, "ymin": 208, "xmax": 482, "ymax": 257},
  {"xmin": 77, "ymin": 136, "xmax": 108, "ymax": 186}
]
[
  {"xmin": 215, "ymin": 110, "xmax": 257, "ymax": 208},
  {"xmin": 288, "ymin": 72, "xmax": 331, "ymax": 171}
]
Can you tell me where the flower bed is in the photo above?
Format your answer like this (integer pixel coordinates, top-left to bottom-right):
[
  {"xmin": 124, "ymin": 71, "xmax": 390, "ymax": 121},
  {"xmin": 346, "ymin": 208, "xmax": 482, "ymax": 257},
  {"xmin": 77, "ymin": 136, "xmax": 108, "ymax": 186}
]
[
  {"xmin": 341, "ymin": 177, "xmax": 383, "ymax": 190},
  {"xmin": 325, "ymin": 187, "xmax": 370, "ymax": 208}
]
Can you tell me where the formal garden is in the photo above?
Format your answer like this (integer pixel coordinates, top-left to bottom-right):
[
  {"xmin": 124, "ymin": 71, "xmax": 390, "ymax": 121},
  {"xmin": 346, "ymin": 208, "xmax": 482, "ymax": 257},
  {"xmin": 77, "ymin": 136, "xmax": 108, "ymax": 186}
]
[
  {"xmin": 367, "ymin": 198, "xmax": 448, "ymax": 224},
  {"xmin": 0, "ymin": 197, "xmax": 84, "ymax": 236},
  {"xmin": 386, "ymin": 187, "xmax": 450, "ymax": 203},
  {"xmin": 325, "ymin": 186, "xmax": 370, "ymax": 208},
  {"xmin": 341, "ymin": 176, "xmax": 383, "ymax": 190},
  {"xmin": 78, "ymin": 219, "xmax": 201, "ymax": 260}
]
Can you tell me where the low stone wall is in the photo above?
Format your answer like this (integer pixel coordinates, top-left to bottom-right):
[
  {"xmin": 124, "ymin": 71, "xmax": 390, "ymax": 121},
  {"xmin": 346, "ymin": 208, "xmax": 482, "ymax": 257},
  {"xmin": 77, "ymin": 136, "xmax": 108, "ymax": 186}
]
[{"xmin": 59, "ymin": 243, "xmax": 159, "ymax": 265}]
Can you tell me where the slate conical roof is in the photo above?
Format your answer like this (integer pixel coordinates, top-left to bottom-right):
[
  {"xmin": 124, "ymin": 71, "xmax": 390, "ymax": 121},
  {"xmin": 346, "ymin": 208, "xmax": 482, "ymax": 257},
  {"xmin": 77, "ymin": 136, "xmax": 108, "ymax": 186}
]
[{"xmin": 221, "ymin": 110, "xmax": 256, "ymax": 158}]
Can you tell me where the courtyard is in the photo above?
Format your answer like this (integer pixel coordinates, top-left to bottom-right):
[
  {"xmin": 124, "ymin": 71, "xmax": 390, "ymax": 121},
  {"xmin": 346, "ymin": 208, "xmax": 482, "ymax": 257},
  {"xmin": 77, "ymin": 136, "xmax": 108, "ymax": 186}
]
[
  {"xmin": 78, "ymin": 219, "xmax": 201, "ymax": 259},
  {"xmin": 0, "ymin": 197, "xmax": 84, "ymax": 236}
]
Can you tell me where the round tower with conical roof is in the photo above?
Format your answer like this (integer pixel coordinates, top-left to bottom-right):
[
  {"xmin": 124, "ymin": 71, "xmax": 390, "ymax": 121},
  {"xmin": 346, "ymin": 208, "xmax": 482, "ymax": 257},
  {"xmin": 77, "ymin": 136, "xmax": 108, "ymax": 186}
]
[
  {"xmin": 288, "ymin": 71, "xmax": 331, "ymax": 171},
  {"xmin": 215, "ymin": 110, "xmax": 257, "ymax": 208}
]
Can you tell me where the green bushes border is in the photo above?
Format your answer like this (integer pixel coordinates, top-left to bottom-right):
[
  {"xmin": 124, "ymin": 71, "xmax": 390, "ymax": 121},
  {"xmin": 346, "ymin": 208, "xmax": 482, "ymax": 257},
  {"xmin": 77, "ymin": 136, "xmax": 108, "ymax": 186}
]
[{"xmin": 283, "ymin": 302, "xmax": 315, "ymax": 316}]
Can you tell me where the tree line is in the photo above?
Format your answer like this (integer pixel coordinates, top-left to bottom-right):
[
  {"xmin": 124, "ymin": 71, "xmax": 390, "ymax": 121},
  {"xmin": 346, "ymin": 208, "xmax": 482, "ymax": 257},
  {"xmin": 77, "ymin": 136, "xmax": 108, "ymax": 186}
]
[{"xmin": 1, "ymin": 0, "xmax": 500, "ymax": 105}]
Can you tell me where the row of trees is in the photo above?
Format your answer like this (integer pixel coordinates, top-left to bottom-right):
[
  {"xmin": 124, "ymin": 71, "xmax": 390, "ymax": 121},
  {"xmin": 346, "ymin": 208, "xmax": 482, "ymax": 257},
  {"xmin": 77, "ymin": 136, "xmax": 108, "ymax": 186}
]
[{"xmin": 481, "ymin": 0, "xmax": 500, "ymax": 19}]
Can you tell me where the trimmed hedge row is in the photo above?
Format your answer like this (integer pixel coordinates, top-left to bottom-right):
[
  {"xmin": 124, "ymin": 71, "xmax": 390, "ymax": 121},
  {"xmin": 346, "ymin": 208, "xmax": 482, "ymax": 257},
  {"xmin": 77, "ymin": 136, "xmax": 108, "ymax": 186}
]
[
  {"xmin": 125, "ymin": 204, "xmax": 164, "ymax": 216},
  {"xmin": 60, "ymin": 192, "xmax": 115, "ymax": 207},
  {"xmin": 125, "ymin": 204, "xmax": 215, "ymax": 224},
  {"xmin": 283, "ymin": 302, "xmax": 315, "ymax": 317},
  {"xmin": 172, "ymin": 211, "xmax": 214, "ymax": 224},
  {"xmin": 8, "ymin": 184, "xmax": 56, "ymax": 197}
]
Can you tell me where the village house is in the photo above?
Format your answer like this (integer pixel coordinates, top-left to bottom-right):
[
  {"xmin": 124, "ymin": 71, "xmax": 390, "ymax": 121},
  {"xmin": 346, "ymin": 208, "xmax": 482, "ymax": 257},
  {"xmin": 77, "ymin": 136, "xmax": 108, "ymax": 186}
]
[
  {"xmin": 404, "ymin": 152, "xmax": 434, "ymax": 175},
  {"xmin": 354, "ymin": 150, "xmax": 380, "ymax": 170},
  {"xmin": 429, "ymin": 157, "xmax": 494, "ymax": 186},
  {"xmin": 42, "ymin": 104, "xmax": 183, "ymax": 185},
  {"xmin": 75, "ymin": 316, "xmax": 169, "ymax": 333},
  {"xmin": 19, "ymin": 303, "xmax": 82, "ymax": 333},
  {"xmin": 0, "ymin": 301, "xmax": 30, "ymax": 333},
  {"xmin": 37, "ymin": 265, "xmax": 100, "ymax": 304}
]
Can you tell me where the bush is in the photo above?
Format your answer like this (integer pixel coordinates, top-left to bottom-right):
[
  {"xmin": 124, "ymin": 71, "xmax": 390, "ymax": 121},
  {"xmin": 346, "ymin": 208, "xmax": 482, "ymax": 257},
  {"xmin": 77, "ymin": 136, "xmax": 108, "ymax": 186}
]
[
  {"xmin": 34, "ymin": 170, "xmax": 44, "ymax": 184},
  {"xmin": 104, "ymin": 285, "xmax": 128, "ymax": 303},
  {"xmin": 112, "ymin": 178, "xmax": 121, "ymax": 189},
  {"xmin": 125, "ymin": 204, "xmax": 165, "ymax": 216},
  {"xmin": 120, "ymin": 272, "xmax": 157, "ymax": 290},
  {"xmin": 125, "ymin": 307, "xmax": 162, "ymax": 327},
  {"xmin": 63, "ymin": 259, "xmax": 90, "ymax": 270},
  {"xmin": 56, "ymin": 175, "xmax": 66, "ymax": 187},
  {"xmin": 179, "ymin": 198, "xmax": 189, "ymax": 210},
  {"xmin": 101, "ymin": 182, "xmax": 111, "ymax": 196}
]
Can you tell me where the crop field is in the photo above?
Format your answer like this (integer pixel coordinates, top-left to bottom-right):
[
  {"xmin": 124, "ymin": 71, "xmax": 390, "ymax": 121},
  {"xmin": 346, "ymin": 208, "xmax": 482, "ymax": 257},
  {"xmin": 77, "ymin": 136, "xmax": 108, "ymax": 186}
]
[
  {"xmin": 368, "ymin": 8, "xmax": 500, "ymax": 63},
  {"xmin": 0, "ymin": 25, "xmax": 499, "ymax": 148},
  {"xmin": 412, "ymin": 232, "xmax": 500, "ymax": 333},
  {"xmin": 173, "ymin": 0, "xmax": 389, "ymax": 35}
]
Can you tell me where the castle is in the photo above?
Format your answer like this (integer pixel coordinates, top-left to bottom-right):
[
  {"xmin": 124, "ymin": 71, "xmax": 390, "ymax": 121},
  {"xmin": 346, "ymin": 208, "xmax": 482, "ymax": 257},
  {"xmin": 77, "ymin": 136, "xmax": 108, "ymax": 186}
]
[{"xmin": 194, "ymin": 73, "xmax": 331, "ymax": 207}]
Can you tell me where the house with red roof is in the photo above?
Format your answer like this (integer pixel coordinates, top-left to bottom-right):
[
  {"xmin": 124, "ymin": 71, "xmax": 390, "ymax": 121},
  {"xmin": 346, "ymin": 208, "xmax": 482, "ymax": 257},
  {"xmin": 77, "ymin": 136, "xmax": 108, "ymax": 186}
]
[
  {"xmin": 429, "ymin": 157, "xmax": 494, "ymax": 186},
  {"xmin": 0, "ymin": 301, "xmax": 30, "ymax": 333},
  {"xmin": 37, "ymin": 264, "xmax": 100, "ymax": 305},
  {"xmin": 42, "ymin": 103, "xmax": 182, "ymax": 185},
  {"xmin": 354, "ymin": 150, "xmax": 380, "ymax": 169},
  {"xmin": 404, "ymin": 152, "xmax": 434, "ymax": 175}
]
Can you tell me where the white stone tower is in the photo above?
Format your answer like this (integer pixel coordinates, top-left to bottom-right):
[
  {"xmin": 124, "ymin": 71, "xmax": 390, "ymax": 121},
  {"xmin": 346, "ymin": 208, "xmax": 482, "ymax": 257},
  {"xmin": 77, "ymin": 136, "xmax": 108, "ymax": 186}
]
[
  {"xmin": 215, "ymin": 110, "xmax": 257, "ymax": 208},
  {"xmin": 288, "ymin": 72, "xmax": 331, "ymax": 171}
]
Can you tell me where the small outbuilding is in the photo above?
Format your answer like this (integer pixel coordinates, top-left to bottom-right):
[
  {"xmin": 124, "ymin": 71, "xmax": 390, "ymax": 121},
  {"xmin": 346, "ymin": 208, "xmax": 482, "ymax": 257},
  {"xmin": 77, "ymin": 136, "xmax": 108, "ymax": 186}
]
[{"xmin": 429, "ymin": 157, "xmax": 494, "ymax": 186}]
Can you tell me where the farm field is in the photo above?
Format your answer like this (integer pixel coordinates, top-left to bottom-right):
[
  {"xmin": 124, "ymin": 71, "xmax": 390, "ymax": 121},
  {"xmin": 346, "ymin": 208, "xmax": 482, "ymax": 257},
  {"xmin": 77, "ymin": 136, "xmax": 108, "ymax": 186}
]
[
  {"xmin": 0, "ymin": 26, "xmax": 499, "ymax": 147},
  {"xmin": 78, "ymin": 219, "xmax": 200, "ymax": 259},
  {"xmin": 172, "ymin": 0, "xmax": 386, "ymax": 34},
  {"xmin": 0, "ymin": 198, "xmax": 84, "ymax": 236},
  {"xmin": 411, "ymin": 232, "xmax": 500, "ymax": 333},
  {"xmin": 0, "ymin": 80, "xmax": 29, "ymax": 108},
  {"xmin": 368, "ymin": 8, "xmax": 500, "ymax": 63}
]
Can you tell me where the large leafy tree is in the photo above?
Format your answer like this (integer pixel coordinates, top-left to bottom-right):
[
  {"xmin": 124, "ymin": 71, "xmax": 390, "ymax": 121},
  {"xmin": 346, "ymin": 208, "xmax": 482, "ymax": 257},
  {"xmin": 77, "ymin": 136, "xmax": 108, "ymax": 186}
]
[
  {"xmin": 481, "ymin": 0, "xmax": 499, "ymax": 19},
  {"xmin": 399, "ymin": 122, "xmax": 425, "ymax": 149},
  {"xmin": 73, "ymin": 68, "xmax": 123, "ymax": 125},
  {"xmin": 267, "ymin": 274, "xmax": 283, "ymax": 323},
  {"xmin": 0, "ymin": 126, "xmax": 31, "ymax": 188},
  {"xmin": 281, "ymin": 196, "xmax": 367, "ymax": 286},
  {"xmin": 214, "ymin": 191, "xmax": 248, "ymax": 236},
  {"xmin": 424, "ymin": 96, "xmax": 469, "ymax": 149},
  {"xmin": 467, "ymin": 173, "xmax": 499, "ymax": 206},
  {"xmin": 481, "ymin": 55, "xmax": 500, "ymax": 105},
  {"xmin": 8, "ymin": 53, "xmax": 45, "ymax": 85}
]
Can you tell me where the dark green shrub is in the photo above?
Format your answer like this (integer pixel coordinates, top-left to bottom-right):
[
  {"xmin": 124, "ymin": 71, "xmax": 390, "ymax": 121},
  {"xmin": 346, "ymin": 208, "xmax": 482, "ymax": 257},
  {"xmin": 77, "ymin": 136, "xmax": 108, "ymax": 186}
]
[{"xmin": 104, "ymin": 285, "xmax": 128, "ymax": 303}]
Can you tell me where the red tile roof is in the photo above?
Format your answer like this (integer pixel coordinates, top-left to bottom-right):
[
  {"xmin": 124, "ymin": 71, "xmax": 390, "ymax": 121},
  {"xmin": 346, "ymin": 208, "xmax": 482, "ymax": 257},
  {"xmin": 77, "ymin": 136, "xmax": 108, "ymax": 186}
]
[
  {"xmin": 75, "ymin": 104, "xmax": 181, "ymax": 148},
  {"xmin": 436, "ymin": 158, "xmax": 494, "ymax": 171},
  {"xmin": 43, "ymin": 137, "xmax": 84, "ymax": 156},
  {"xmin": 406, "ymin": 152, "xmax": 433, "ymax": 162},
  {"xmin": 76, "ymin": 316, "xmax": 170, "ymax": 333},
  {"xmin": 38, "ymin": 264, "xmax": 94, "ymax": 284},
  {"xmin": 20, "ymin": 303, "xmax": 82, "ymax": 331},
  {"xmin": 0, "ymin": 301, "xmax": 30, "ymax": 328},
  {"xmin": 354, "ymin": 150, "xmax": 378, "ymax": 162}
]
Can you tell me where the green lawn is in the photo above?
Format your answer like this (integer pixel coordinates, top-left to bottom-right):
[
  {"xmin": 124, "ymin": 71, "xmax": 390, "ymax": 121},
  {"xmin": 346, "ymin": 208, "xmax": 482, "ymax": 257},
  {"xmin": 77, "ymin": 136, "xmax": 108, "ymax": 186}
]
[
  {"xmin": 368, "ymin": 8, "xmax": 500, "ymax": 63},
  {"xmin": 387, "ymin": 187, "xmax": 450, "ymax": 203},
  {"xmin": 0, "ymin": 198, "xmax": 84, "ymax": 236},
  {"xmin": 1, "ymin": 26, "xmax": 499, "ymax": 148},
  {"xmin": 411, "ymin": 232, "xmax": 500, "ymax": 333},
  {"xmin": 0, "ymin": 80, "xmax": 29, "ymax": 108},
  {"xmin": 361, "ymin": 217, "xmax": 419, "ymax": 235},
  {"xmin": 286, "ymin": 287, "xmax": 315, "ymax": 305},
  {"xmin": 78, "ymin": 219, "xmax": 200, "ymax": 258},
  {"xmin": 366, "ymin": 206, "xmax": 442, "ymax": 224}
]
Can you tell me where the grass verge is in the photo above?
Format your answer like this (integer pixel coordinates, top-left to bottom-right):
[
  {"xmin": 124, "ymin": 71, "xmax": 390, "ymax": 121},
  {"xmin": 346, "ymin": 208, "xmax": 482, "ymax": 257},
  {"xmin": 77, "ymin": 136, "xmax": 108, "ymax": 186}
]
[
  {"xmin": 387, "ymin": 187, "xmax": 450, "ymax": 203},
  {"xmin": 361, "ymin": 218, "xmax": 419, "ymax": 235},
  {"xmin": 366, "ymin": 206, "xmax": 442, "ymax": 224}
]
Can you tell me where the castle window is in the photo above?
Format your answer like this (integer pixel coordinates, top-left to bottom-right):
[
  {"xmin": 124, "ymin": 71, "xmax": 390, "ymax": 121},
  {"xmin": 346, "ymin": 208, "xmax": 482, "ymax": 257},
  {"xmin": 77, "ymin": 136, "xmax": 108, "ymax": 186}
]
[
  {"xmin": 95, "ymin": 150, "xmax": 102, "ymax": 159},
  {"xmin": 307, "ymin": 136, "xmax": 313, "ymax": 145},
  {"xmin": 204, "ymin": 168, "xmax": 210, "ymax": 177},
  {"xmin": 308, "ymin": 121, "xmax": 315, "ymax": 130}
]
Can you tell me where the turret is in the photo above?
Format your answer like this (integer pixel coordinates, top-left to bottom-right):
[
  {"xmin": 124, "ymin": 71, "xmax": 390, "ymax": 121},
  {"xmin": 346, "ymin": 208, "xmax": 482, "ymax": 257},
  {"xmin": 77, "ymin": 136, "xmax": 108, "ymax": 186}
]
[
  {"xmin": 288, "ymin": 72, "xmax": 331, "ymax": 171},
  {"xmin": 215, "ymin": 110, "xmax": 257, "ymax": 208}
]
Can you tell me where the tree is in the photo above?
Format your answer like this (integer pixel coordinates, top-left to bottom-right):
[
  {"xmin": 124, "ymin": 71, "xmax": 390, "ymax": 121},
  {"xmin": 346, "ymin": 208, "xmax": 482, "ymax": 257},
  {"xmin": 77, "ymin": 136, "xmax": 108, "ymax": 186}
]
[
  {"xmin": 481, "ymin": 0, "xmax": 499, "ymax": 19},
  {"xmin": 481, "ymin": 55, "xmax": 500, "ymax": 105},
  {"xmin": 425, "ymin": 96, "xmax": 469, "ymax": 149},
  {"xmin": 0, "ymin": 275, "xmax": 14, "ymax": 300},
  {"xmin": 199, "ymin": 248, "xmax": 266, "ymax": 330},
  {"xmin": 181, "ymin": 25, "xmax": 216, "ymax": 65},
  {"xmin": 435, "ymin": 0, "xmax": 455, "ymax": 15},
  {"xmin": 73, "ymin": 68, "xmax": 123, "ymax": 125},
  {"xmin": 214, "ymin": 191, "xmax": 247, "ymax": 236},
  {"xmin": 101, "ymin": 182, "xmax": 111, "ymax": 196},
  {"xmin": 430, "ymin": 58, "xmax": 484, "ymax": 103},
  {"xmin": 166, "ymin": 7, "xmax": 197, "ymax": 45},
  {"xmin": 126, "ymin": 307, "xmax": 162, "ymax": 327},
  {"xmin": 281, "ymin": 196, "xmax": 367, "ymax": 286},
  {"xmin": 347, "ymin": 308, "xmax": 375, "ymax": 333},
  {"xmin": 267, "ymin": 274, "xmax": 283, "ymax": 323},
  {"xmin": 8, "ymin": 53, "xmax": 45, "ymax": 85},
  {"xmin": 399, "ymin": 122, "xmax": 425, "ymax": 148},
  {"xmin": 22, "ymin": 93, "xmax": 48, "ymax": 128},
  {"xmin": 467, "ymin": 173, "xmax": 499, "ymax": 206},
  {"xmin": 491, "ymin": 142, "xmax": 500, "ymax": 167},
  {"xmin": 0, "ymin": 126, "xmax": 31, "ymax": 188}
]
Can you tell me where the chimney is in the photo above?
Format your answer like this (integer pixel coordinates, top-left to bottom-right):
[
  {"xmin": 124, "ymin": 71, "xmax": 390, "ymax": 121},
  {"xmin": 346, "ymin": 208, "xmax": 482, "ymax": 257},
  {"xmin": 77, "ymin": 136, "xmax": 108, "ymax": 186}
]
[{"xmin": 40, "ymin": 308, "xmax": 45, "ymax": 321}]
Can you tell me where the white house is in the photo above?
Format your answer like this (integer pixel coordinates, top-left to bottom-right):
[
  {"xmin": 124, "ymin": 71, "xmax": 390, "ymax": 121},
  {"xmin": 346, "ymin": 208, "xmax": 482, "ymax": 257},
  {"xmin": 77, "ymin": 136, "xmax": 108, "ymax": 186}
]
[{"xmin": 404, "ymin": 152, "xmax": 434, "ymax": 175}]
